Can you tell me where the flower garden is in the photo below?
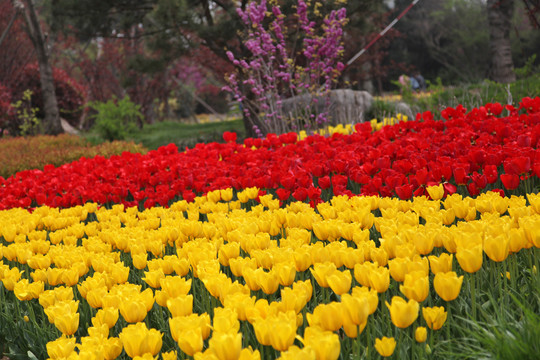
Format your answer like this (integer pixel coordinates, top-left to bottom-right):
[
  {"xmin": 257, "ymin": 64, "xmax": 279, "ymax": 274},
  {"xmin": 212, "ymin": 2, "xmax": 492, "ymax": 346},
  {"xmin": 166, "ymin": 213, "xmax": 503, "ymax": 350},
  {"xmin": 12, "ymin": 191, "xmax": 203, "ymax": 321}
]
[{"xmin": 1, "ymin": 97, "xmax": 540, "ymax": 359}]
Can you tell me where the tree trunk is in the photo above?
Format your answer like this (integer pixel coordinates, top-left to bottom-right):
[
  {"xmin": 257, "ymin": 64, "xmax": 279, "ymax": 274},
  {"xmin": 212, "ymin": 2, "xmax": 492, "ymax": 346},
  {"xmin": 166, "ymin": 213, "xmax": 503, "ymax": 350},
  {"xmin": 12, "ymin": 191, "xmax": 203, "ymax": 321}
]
[
  {"xmin": 21, "ymin": 0, "xmax": 63, "ymax": 135},
  {"xmin": 487, "ymin": 0, "xmax": 516, "ymax": 83}
]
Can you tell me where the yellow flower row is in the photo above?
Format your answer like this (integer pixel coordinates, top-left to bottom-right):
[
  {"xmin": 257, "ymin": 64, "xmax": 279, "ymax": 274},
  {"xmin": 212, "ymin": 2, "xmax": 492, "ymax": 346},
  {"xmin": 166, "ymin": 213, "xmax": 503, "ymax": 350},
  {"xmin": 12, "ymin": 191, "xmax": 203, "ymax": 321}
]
[
  {"xmin": 297, "ymin": 113, "xmax": 409, "ymax": 139},
  {"xmin": 0, "ymin": 188, "xmax": 539, "ymax": 359}
]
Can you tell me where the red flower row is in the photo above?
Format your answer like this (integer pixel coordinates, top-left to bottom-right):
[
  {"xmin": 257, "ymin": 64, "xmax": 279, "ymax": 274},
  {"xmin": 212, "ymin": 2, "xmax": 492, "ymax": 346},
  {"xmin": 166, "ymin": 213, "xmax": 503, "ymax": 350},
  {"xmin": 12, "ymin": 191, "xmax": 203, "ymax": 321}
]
[{"xmin": 0, "ymin": 97, "xmax": 539, "ymax": 210}]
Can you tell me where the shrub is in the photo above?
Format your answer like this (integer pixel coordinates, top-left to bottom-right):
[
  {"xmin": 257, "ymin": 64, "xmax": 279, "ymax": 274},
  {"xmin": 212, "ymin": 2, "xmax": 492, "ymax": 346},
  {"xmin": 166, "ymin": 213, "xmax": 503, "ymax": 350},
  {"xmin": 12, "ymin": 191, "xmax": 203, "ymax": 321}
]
[
  {"xmin": 11, "ymin": 90, "xmax": 41, "ymax": 136},
  {"xmin": 0, "ymin": 134, "xmax": 147, "ymax": 179},
  {"xmin": 88, "ymin": 96, "xmax": 143, "ymax": 141}
]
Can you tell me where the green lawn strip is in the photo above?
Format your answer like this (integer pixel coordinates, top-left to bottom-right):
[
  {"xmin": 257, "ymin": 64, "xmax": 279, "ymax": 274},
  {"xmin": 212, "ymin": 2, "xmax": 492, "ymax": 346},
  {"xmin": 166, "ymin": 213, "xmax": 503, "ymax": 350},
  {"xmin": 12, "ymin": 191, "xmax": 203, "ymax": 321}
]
[{"xmin": 128, "ymin": 119, "xmax": 245, "ymax": 150}]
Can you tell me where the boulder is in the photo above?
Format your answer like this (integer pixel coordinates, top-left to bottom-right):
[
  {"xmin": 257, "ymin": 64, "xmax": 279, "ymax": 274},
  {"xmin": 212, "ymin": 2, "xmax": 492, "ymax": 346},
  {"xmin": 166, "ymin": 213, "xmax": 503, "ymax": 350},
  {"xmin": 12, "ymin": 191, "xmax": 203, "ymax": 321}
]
[{"xmin": 280, "ymin": 89, "xmax": 374, "ymax": 125}]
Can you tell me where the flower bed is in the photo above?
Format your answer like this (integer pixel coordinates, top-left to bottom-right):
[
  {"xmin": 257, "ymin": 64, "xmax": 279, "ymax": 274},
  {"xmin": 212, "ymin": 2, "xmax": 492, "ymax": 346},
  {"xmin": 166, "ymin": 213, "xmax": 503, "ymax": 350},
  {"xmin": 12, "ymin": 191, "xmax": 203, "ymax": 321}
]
[
  {"xmin": 0, "ymin": 134, "xmax": 147, "ymax": 179},
  {"xmin": 0, "ymin": 97, "xmax": 539, "ymax": 359},
  {"xmin": 0, "ymin": 97, "xmax": 539, "ymax": 211},
  {"xmin": 0, "ymin": 189, "xmax": 539, "ymax": 359}
]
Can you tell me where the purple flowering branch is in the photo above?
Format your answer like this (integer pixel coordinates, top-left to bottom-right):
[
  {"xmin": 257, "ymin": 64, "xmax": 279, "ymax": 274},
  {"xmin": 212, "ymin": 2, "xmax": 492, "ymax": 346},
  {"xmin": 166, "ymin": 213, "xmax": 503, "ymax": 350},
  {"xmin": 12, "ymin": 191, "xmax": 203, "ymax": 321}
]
[{"xmin": 223, "ymin": 0, "xmax": 347, "ymax": 136}]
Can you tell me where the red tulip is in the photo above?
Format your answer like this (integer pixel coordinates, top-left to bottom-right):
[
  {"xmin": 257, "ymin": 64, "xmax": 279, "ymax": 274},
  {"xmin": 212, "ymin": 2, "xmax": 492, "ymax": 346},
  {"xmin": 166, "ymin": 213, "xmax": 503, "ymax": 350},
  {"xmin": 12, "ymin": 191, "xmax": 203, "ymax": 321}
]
[
  {"xmin": 395, "ymin": 184, "xmax": 414, "ymax": 200},
  {"xmin": 276, "ymin": 188, "xmax": 291, "ymax": 201},
  {"xmin": 500, "ymin": 174, "xmax": 520, "ymax": 190}
]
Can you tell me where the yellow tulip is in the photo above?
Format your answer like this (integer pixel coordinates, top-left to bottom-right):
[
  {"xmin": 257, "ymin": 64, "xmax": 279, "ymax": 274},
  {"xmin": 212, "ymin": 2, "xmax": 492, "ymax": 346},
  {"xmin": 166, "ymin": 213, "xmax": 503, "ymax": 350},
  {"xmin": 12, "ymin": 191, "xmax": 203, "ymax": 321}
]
[
  {"xmin": 53, "ymin": 312, "xmax": 79, "ymax": 336},
  {"xmin": 47, "ymin": 268, "xmax": 65, "ymax": 286},
  {"xmin": 388, "ymin": 257, "xmax": 410, "ymax": 282},
  {"xmin": 422, "ymin": 306, "xmax": 447, "ymax": 330},
  {"xmin": 119, "ymin": 322, "xmax": 162, "ymax": 358},
  {"xmin": 28, "ymin": 254, "xmax": 51, "ymax": 270},
  {"xmin": 267, "ymin": 312, "xmax": 298, "ymax": 351},
  {"xmin": 508, "ymin": 228, "xmax": 528, "ymax": 253},
  {"xmin": 399, "ymin": 270, "xmax": 429, "ymax": 303},
  {"xmin": 119, "ymin": 298, "xmax": 148, "ymax": 323},
  {"xmin": 306, "ymin": 302, "xmax": 343, "ymax": 332},
  {"xmin": 14, "ymin": 279, "xmax": 43, "ymax": 301},
  {"xmin": 242, "ymin": 268, "xmax": 261, "ymax": 291},
  {"xmin": 1, "ymin": 267, "xmax": 22, "ymax": 291},
  {"xmin": 143, "ymin": 269, "xmax": 165, "ymax": 289},
  {"xmin": 412, "ymin": 231, "xmax": 435, "ymax": 256},
  {"xmin": 61, "ymin": 268, "xmax": 80, "ymax": 287},
  {"xmin": 293, "ymin": 247, "xmax": 312, "ymax": 272},
  {"xmin": 92, "ymin": 307, "xmax": 119, "ymax": 329},
  {"xmin": 160, "ymin": 276, "xmax": 192, "ymax": 298},
  {"xmin": 341, "ymin": 293, "xmax": 369, "ymax": 326},
  {"xmin": 87, "ymin": 323, "xmax": 109, "ymax": 338},
  {"xmin": 385, "ymin": 296, "xmax": 419, "ymax": 328},
  {"xmin": 177, "ymin": 327, "xmax": 204, "ymax": 356},
  {"xmin": 209, "ymin": 332, "xmax": 242, "ymax": 360},
  {"xmin": 521, "ymin": 218, "xmax": 540, "ymax": 247},
  {"xmin": 102, "ymin": 337, "xmax": 123, "ymax": 360},
  {"xmin": 46, "ymin": 336, "xmax": 77, "ymax": 359},
  {"xmin": 252, "ymin": 318, "xmax": 272, "ymax": 346},
  {"xmin": 86, "ymin": 286, "xmax": 108, "ymax": 309},
  {"xmin": 239, "ymin": 347, "xmax": 261, "ymax": 360},
  {"xmin": 368, "ymin": 266, "xmax": 390, "ymax": 293},
  {"xmin": 354, "ymin": 262, "xmax": 374, "ymax": 287},
  {"xmin": 433, "ymin": 271, "xmax": 463, "ymax": 301},
  {"xmin": 213, "ymin": 307, "xmax": 240, "ymax": 334},
  {"xmin": 352, "ymin": 286, "xmax": 379, "ymax": 315},
  {"xmin": 162, "ymin": 351, "xmax": 178, "ymax": 360},
  {"xmin": 428, "ymin": 253, "xmax": 453, "ymax": 274},
  {"xmin": 406, "ymin": 255, "xmax": 430, "ymax": 276},
  {"xmin": 39, "ymin": 290, "xmax": 57, "ymax": 309},
  {"xmin": 132, "ymin": 253, "xmax": 148, "ymax": 270},
  {"xmin": 415, "ymin": 326, "xmax": 427, "ymax": 342},
  {"xmin": 370, "ymin": 247, "xmax": 388, "ymax": 267},
  {"xmin": 484, "ymin": 234, "xmax": 510, "ymax": 262},
  {"xmin": 277, "ymin": 345, "xmax": 316, "ymax": 360},
  {"xmin": 167, "ymin": 294, "xmax": 193, "ymax": 317},
  {"xmin": 31, "ymin": 268, "xmax": 48, "ymax": 283},
  {"xmin": 293, "ymin": 280, "xmax": 314, "ymax": 304},
  {"xmin": 172, "ymin": 257, "xmax": 190, "ymax": 276},
  {"xmin": 223, "ymin": 292, "xmax": 256, "ymax": 321},
  {"xmin": 427, "ymin": 184, "xmax": 444, "ymax": 200},
  {"xmin": 310, "ymin": 262, "xmax": 337, "ymax": 288},
  {"xmin": 374, "ymin": 337, "xmax": 396, "ymax": 357},
  {"xmin": 327, "ymin": 269, "xmax": 352, "ymax": 295},
  {"xmin": 169, "ymin": 314, "xmax": 212, "ymax": 342},
  {"xmin": 255, "ymin": 268, "xmax": 280, "ymax": 295},
  {"xmin": 303, "ymin": 326, "xmax": 340, "ymax": 360},
  {"xmin": 218, "ymin": 242, "xmax": 240, "ymax": 266},
  {"xmin": 456, "ymin": 244, "xmax": 483, "ymax": 273},
  {"xmin": 274, "ymin": 262, "xmax": 297, "ymax": 287}
]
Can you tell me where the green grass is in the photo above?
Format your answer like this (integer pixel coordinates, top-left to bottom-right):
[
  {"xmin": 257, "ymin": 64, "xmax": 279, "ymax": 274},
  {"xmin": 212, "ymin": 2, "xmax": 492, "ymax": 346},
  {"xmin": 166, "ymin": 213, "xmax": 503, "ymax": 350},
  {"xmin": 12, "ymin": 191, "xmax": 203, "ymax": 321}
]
[
  {"xmin": 81, "ymin": 74, "xmax": 540, "ymax": 151},
  {"xmin": 369, "ymin": 73, "xmax": 540, "ymax": 121},
  {"xmin": 128, "ymin": 119, "xmax": 245, "ymax": 150},
  {"xmin": 84, "ymin": 118, "xmax": 245, "ymax": 151}
]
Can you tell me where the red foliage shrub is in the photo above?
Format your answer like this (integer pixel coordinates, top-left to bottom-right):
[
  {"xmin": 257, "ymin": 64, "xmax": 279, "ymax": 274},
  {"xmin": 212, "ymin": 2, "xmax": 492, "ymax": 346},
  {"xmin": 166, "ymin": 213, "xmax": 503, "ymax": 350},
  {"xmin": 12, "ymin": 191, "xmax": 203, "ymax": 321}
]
[
  {"xmin": 9, "ymin": 63, "xmax": 86, "ymax": 129},
  {"xmin": 0, "ymin": 84, "xmax": 15, "ymax": 135}
]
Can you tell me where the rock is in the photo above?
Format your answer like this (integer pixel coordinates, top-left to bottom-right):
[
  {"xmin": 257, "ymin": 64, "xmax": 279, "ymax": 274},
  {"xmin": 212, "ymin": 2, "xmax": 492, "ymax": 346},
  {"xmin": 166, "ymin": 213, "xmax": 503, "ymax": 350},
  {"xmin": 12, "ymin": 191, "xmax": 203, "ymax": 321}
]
[
  {"xmin": 393, "ymin": 102, "xmax": 414, "ymax": 119},
  {"xmin": 280, "ymin": 89, "xmax": 374, "ymax": 125}
]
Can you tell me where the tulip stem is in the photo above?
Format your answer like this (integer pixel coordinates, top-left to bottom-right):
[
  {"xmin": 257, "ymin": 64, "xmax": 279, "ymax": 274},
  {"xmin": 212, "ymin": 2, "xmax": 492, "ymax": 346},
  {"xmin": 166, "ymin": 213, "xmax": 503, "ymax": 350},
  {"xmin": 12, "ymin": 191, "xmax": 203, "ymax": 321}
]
[
  {"xmin": 502, "ymin": 260, "xmax": 508, "ymax": 311},
  {"xmin": 410, "ymin": 326, "xmax": 416, "ymax": 360},
  {"xmin": 445, "ymin": 303, "xmax": 451, "ymax": 341},
  {"xmin": 469, "ymin": 273, "xmax": 477, "ymax": 321},
  {"xmin": 496, "ymin": 262, "xmax": 503, "ymax": 313},
  {"xmin": 398, "ymin": 328, "xmax": 405, "ymax": 358}
]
